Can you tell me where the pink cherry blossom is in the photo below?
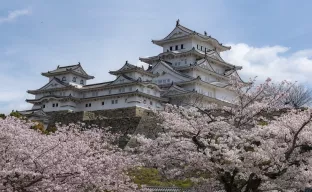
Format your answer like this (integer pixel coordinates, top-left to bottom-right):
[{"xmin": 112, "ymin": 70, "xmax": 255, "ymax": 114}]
[
  {"xmin": 130, "ymin": 77, "xmax": 312, "ymax": 192},
  {"xmin": 0, "ymin": 117, "xmax": 143, "ymax": 192}
]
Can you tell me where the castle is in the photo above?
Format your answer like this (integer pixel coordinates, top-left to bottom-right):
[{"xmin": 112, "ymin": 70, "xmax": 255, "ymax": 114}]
[{"xmin": 20, "ymin": 20, "xmax": 244, "ymax": 121}]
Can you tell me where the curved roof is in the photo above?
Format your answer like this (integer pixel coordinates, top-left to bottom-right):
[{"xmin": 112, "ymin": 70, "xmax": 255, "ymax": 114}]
[
  {"xmin": 140, "ymin": 48, "xmax": 241, "ymax": 69},
  {"xmin": 176, "ymin": 76, "xmax": 231, "ymax": 89},
  {"xmin": 41, "ymin": 63, "xmax": 94, "ymax": 79},
  {"xmin": 151, "ymin": 22, "xmax": 230, "ymax": 52},
  {"xmin": 26, "ymin": 90, "xmax": 168, "ymax": 104},
  {"xmin": 109, "ymin": 61, "xmax": 156, "ymax": 77}
]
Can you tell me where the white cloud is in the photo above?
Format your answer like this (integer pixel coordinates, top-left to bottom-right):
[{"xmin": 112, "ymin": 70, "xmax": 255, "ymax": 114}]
[
  {"xmin": 0, "ymin": 8, "xmax": 32, "ymax": 24},
  {"xmin": 221, "ymin": 43, "xmax": 312, "ymax": 84}
]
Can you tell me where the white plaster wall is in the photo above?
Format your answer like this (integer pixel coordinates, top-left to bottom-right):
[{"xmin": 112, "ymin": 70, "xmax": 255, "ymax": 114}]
[
  {"xmin": 192, "ymin": 39, "xmax": 214, "ymax": 51},
  {"xmin": 195, "ymin": 84, "xmax": 215, "ymax": 98},
  {"xmin": 215, "ymin": 88, "xmax": 236, "ymax": 102},
  {"xmin": 162, "ymin": 39, "xmax": 192, "ymax": 53},
  {"xmin": 193, "ymin": 70, "xmax": 217, "ymax": 82},
  {"xmin": 53, "ymin": 74, "xmax": 88, "ymax": 85},
  {"xmin": 210, "ymin": 63, "xmax": 225, "ymax": 75}
]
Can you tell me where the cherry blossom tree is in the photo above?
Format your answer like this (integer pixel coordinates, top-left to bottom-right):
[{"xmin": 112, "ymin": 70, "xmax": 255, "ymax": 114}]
[
  {"xmin": 131, "ymin": 77, "xmax": 312, "ymax": 192},
  {"xmin": 0, "ymin": 117, "xmax": 143, "ymax": 192}
]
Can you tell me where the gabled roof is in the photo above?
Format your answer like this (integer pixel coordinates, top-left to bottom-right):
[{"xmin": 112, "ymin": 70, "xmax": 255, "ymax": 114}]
[
  {"xmin": 26, "ymin": 94, "xmax": 79, "ymax": 104},
  {"xmin": 27, "ymin": 77, "xmax": 72, "ymax": 94},
  {"xmin": 41, "ymin": 62, "xmax": 94, "ymax": 80},
  {"xmin": 109, "ymin": 61, "xmax": 155, "ymax": 77},
  {"xmin": 18, "ymin": 108, "xmax": 48, "ymax": 117},
  {"xmin": 151, "ymin": 20, "xmax": 231, "ymax": 52},
  {"xmin": 161, "ymin": 84, "xmax": 190, "ymax": 97},
  {"xmin": 140, "ymin": 48, "xmax": 241, "ymax": 69},
  {"xmin": 149, "ymin": 59, "xmax": 194, "ymax": 81},
  {"xmin": 177, "ymin": 76, "xmax": 231, "ymax": 89}
]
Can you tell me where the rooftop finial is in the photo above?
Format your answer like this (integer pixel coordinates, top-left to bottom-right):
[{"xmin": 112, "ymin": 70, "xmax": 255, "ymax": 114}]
[
  {"xmin": 126, "ymin": 60, "xmax": 128, "ymax": 64},
  {"xmin": 78, "ymin": 62, "xmax": 81, "ymax": 66},
  {"xmin": 176, "ymin": 19, "xmax": 180, "ymax": 26},
  {"xmin": 204, "ymin": 31, "xmax": 207, "ymax": 36},
  {"xmin": 57, "ymin": 65, "xmax": 60, "ymax": 69}
]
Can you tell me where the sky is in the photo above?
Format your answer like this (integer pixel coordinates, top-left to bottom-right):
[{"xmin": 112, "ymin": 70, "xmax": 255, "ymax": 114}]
[{"xmin": 1, "ymin": 0, "xmax": 312, "ymax": 114}]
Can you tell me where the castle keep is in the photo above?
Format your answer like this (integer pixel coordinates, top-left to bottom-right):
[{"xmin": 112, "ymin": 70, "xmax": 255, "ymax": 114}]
[{"xmin": 20, "ymin": 20, "xmax": 244, "ymax": 121}]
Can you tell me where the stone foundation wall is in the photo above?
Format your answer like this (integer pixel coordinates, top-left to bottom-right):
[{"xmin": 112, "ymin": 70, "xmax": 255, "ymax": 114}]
[{"xmin": 46, "ymin": 107, "xmax": 157, "ymax": 148}]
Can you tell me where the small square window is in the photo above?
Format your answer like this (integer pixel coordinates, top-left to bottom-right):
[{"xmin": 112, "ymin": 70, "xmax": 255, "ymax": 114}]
[
  {"xmin": 42, "ymin": 105, "xmax": 45, "ymax": 108},
  {"xmin": 85, "ymin": 104, "xmax": 88, "ymax": 107},
  {"xmin": 102, "ymin": 101, "xmax": 104, "ymax": 105},
  {"xmin": 52, "ymin": 104, "xmax": 55, "ymax": 107},
  {"xmin": 175, "ymin": 45, "xmax": 178, "ymax": 50},
  {"xmin": 88, "ymin": 103, "xmax": 91, "ymax": 107},
  {"xmin": 115, "ymin": 100, "xmax": 118, "ymax": 104},
  {"xmin": 150, "ymin": 101, "xmax": 153, "ymax": 105}
]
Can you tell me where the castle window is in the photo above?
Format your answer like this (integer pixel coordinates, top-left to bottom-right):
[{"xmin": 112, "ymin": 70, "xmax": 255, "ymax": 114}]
[
  {"xmin": 88, "ymin": 103, "xmax": 91, "ymax": 107},
  {"xmin": 181, "ymin": 44, "xmax": 184, "ymax": 49},
  {"xmin": 56, "ymin": 103, "xmax": 58, "ymax": 107},
  {"xmin": 175, "ymin": 45, "xmax": 178, "ymax": 50},
  {"xmin": 115, "ymin": 100, "xmax": 118, "ymax": 104},
  {"xmin": 102, "ymin": 101, "xmax": 104, "ymax": 105},
  {"xmin": 108, "ymin": 89, "xmax": 111, "ymax": 94},
  {"xmin": 85, "ymin": 104, "xmax": 88, "ymax": 107},
  {"xmin": 205, "ymin": 47, "xmax": 207, "ymax": 52},
  {"xmin": 80, "ymin": 80, "xmax": 84, "ymax": 85},
  {"xmin": 170, "ymin": 46, "xmax": 172, "ymax": 51},
  {"xmin": 73, "ymin": 77, "xmax": 76, "ymax": 82},
  {"xmin": 197, "ymin": 44, "xmax": 199, "ymax": 49},
  {"xmin": 150, "ymin": 101, "xmax": 153, "ymax": 105},
  {"xmin": 184, "ymin": 59, "xmax": 187, "ymax": 64},
  {"xmin": 62, "ymin": 76, "xmax": 66, "ymax": 81},
  {"xmin": 129, "ymin": 87, "xmax": 132, "ymax": 91},
  {"xmin": 112, "ymin": 100, "xmax": 114, "ymax": 104},
  {"xmin": 143, "ymin": 100, "xmax": 146, "ymax": 104},
  {"xmin": 52, "ymin": 103, "xmax": 55, "ymax": 107},
  {"xmin": 42, "ymin": 105, "xmax": 45, "ymax": 108},
  {"xmin": 201, "ymin": 46, "xmax": 203, "ymax": 51}
]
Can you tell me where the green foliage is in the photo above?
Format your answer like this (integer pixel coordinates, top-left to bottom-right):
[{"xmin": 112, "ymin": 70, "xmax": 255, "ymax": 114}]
[
  {"xmin": 257, "ymin": 120, "xmax": 268, "ymax": 126},
  {"xmin": 0, "ymin": 114, "xmax": 6, "ymax": 119},
  {"xmin": 128, "ymin": 167, "xmax": 193, "ymax": 188},
  {"xmin": 46, "ymin": 126, "xmax": 57, "ymax": 133},
  {"xmin": 30, "ymin": 120, "xmax": 46, "ymax": 133},
  {"xmin": 10, "ymin": 110, "xmax": 22, "ymax": 118},
  {"xmin": 30, "ymin": 121, "xmax": 58, "ymax": 135}
]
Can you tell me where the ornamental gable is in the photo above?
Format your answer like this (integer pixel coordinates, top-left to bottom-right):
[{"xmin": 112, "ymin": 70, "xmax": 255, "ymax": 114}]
[
  {"xmin": 197, "ymin": 59, "xmax": 215, "ymax": 72},
  {"xmin": 39, "ymin": 78, "xmax": 68, "ymax": 90},
  {"xmin": 151, "ymin": 61, "xmax": 191, "ymax": 82},
  {"xmin": 73, "ymin": 66, "xmax": 89, "ymax": 76},
  {"xmin": 109, "ymin": 75, "xmax": 135, "ymax": 85},
  {"xmin": 163, "ymin": 27, "xmax": 189, "ymax": 40}
]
